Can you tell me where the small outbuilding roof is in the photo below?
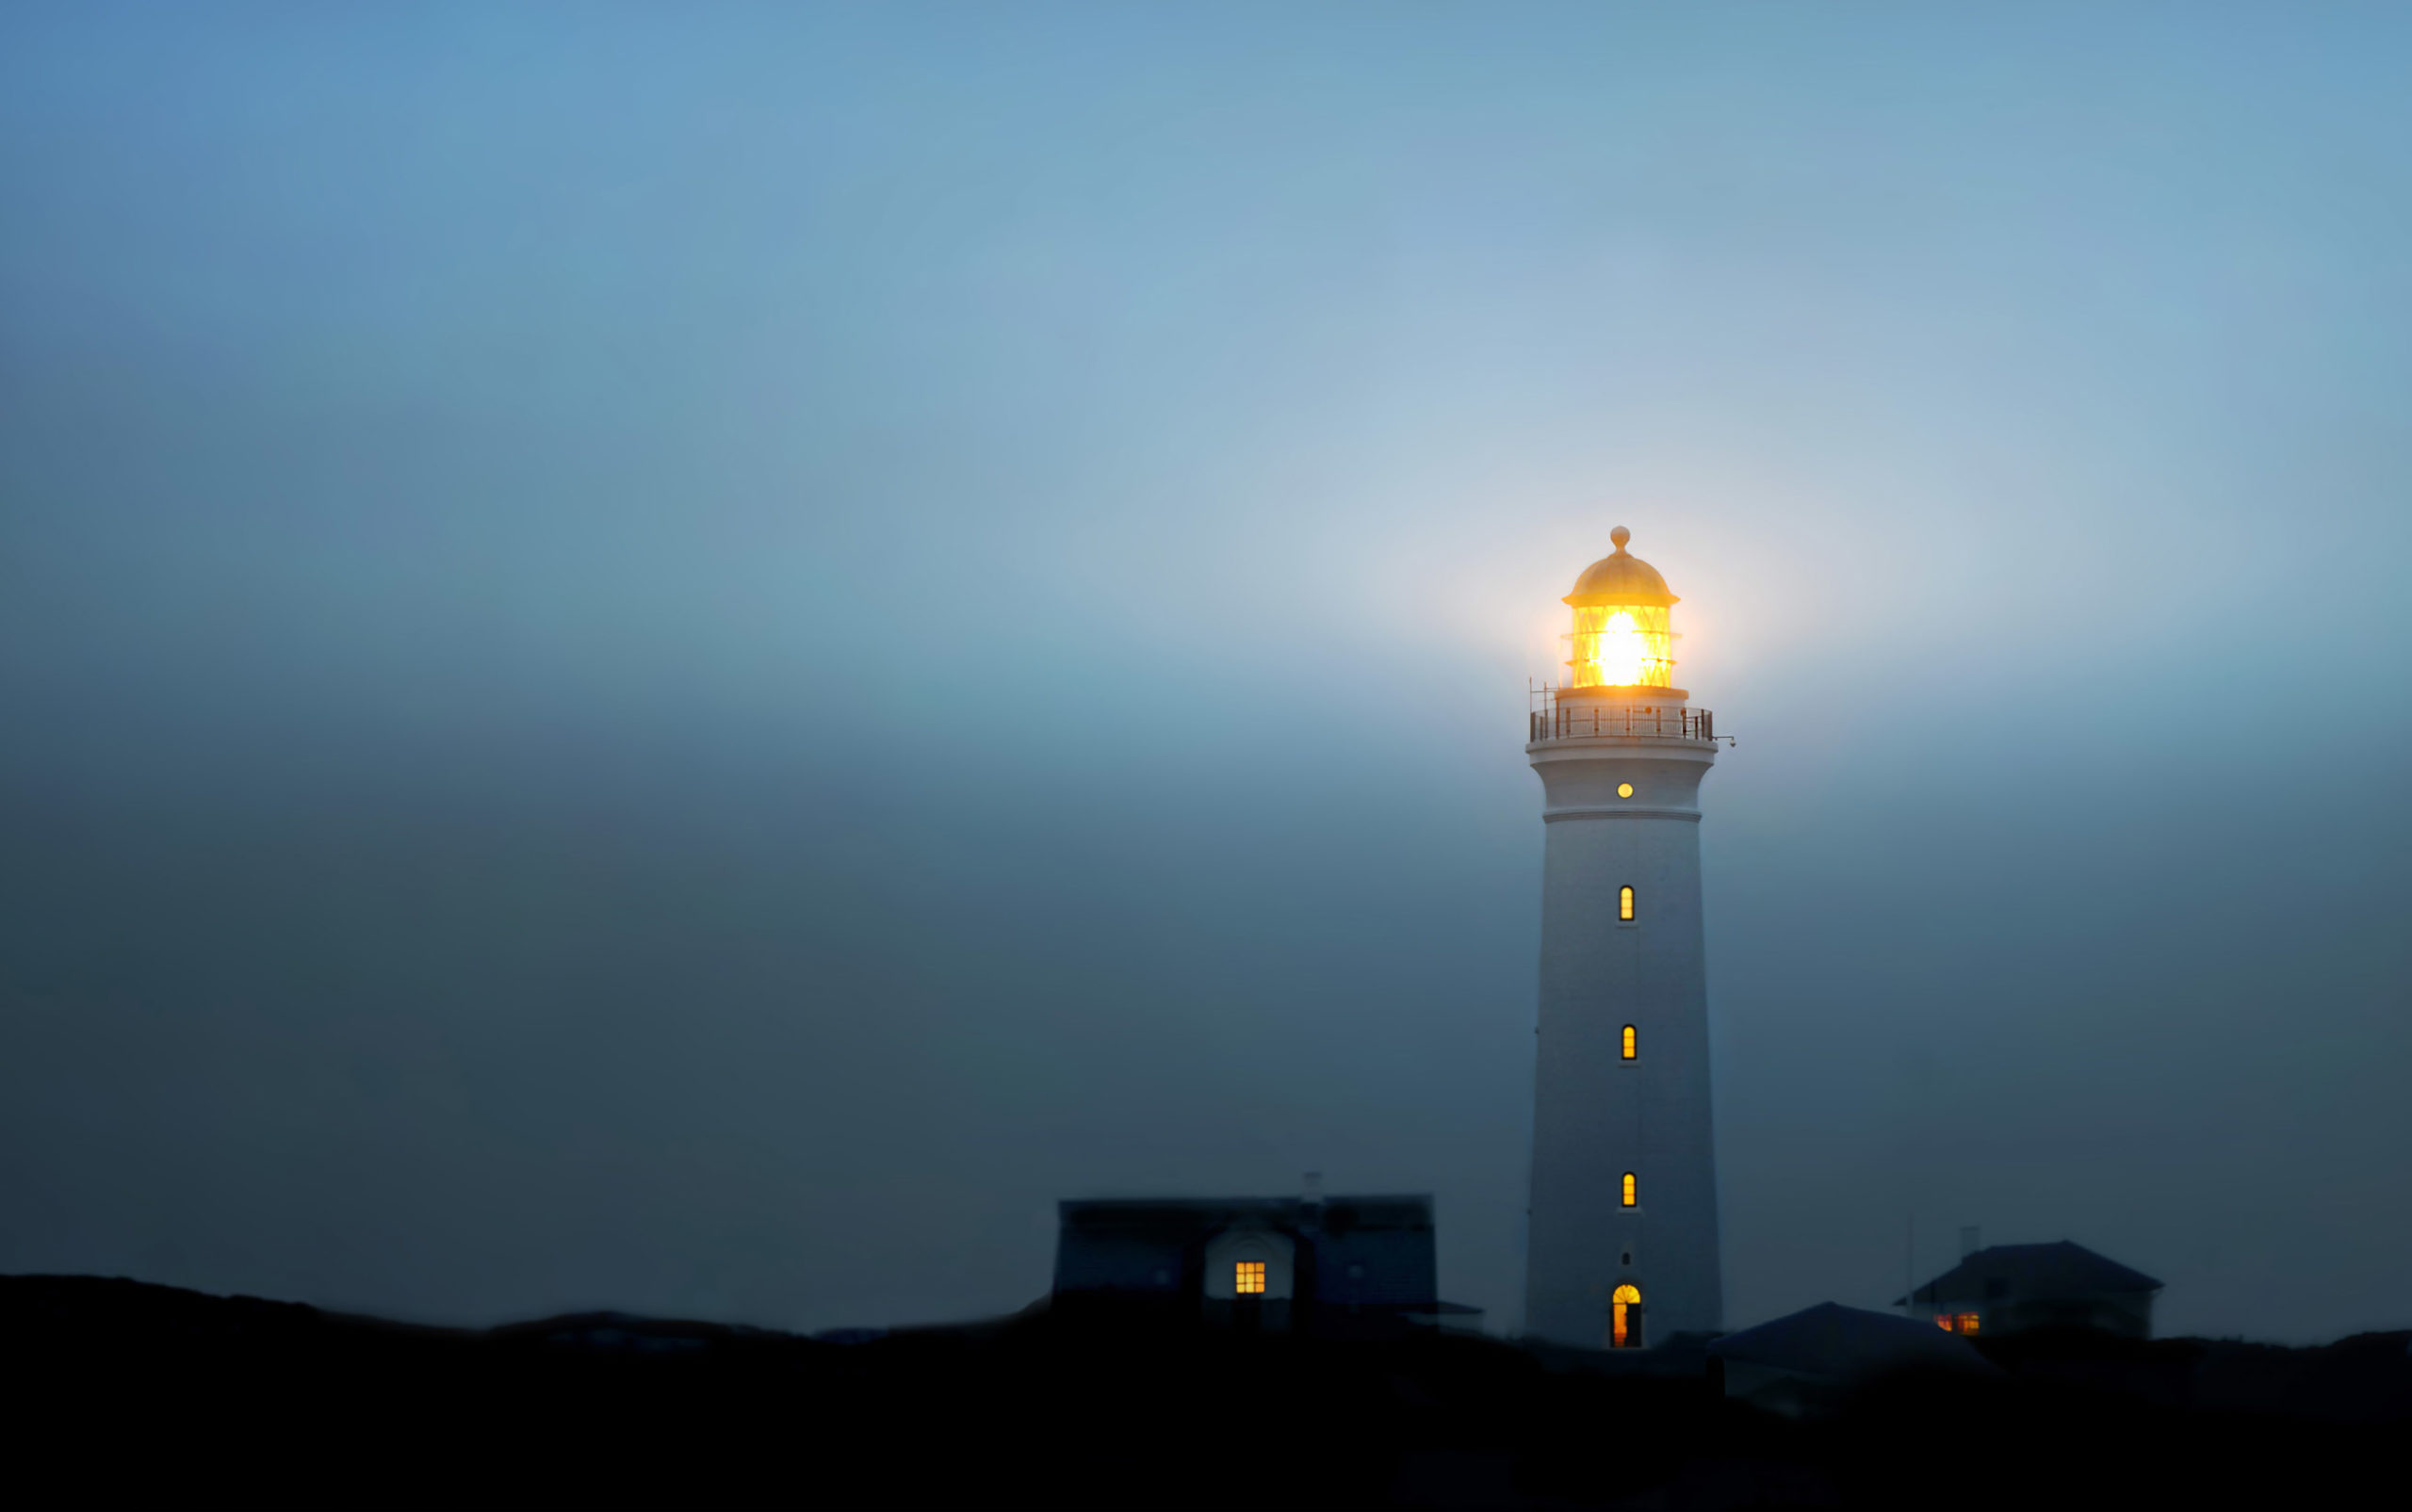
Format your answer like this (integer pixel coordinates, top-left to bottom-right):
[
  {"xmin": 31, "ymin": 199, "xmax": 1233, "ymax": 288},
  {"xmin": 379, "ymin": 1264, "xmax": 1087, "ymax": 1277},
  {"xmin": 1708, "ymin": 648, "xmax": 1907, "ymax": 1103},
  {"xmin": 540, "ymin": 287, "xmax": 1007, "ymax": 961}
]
[
  {"xmin": 1896, "ymin": 1241, "xmax": 2163, "ymax": 1307},
  {"xmin": 1709, "ymin": 1302, "xmax": 1995, "ymax": 1382}
]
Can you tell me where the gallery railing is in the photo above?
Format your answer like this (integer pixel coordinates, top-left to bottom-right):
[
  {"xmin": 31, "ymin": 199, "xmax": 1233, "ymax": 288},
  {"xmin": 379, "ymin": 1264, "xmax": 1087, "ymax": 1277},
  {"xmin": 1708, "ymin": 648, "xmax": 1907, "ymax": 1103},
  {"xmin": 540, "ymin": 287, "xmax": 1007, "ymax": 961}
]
[{"xmin": 1527, "ymin": 703, "xmax": 1722, "ymax": 744}]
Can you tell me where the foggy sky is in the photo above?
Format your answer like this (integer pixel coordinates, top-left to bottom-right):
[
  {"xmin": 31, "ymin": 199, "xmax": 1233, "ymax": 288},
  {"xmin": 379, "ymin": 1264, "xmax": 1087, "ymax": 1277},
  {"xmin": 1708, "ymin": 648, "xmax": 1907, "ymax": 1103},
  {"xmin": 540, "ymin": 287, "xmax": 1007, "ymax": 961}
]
[{"xmin": 3, "ymin": 1, "xmax": 2408, "ymax": 1342}]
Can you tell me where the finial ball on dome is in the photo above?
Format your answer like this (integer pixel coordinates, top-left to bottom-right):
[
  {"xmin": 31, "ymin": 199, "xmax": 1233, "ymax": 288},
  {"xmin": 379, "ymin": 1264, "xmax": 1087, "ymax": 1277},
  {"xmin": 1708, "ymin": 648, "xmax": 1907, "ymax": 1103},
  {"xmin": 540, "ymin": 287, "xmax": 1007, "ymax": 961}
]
[{"xmin": 1610, "ymin": 526, "xmax": 1630, "ymax": 550}]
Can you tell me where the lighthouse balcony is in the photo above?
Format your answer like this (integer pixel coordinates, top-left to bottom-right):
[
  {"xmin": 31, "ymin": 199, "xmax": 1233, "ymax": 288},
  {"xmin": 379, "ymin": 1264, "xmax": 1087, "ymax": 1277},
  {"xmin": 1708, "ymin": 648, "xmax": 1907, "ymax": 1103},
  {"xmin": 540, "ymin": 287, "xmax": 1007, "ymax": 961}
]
[{"xmin": 1527, "ymin": 703, "xmax": 1719, "ymax": 744}]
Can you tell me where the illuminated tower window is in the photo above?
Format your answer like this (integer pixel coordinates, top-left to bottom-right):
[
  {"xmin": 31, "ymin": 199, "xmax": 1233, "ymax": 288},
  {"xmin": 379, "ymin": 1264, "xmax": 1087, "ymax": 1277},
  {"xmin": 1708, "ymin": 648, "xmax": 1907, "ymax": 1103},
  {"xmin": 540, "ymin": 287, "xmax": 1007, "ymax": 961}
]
[
  {"xmin": 1611, "ymin": 1284, "xmax": 1642, "ymax": 1348},
  {"xmin": 1622, "ymin": 1025, "xmax": 1637, "ymax": 1060},
  {"xmin": 1956, "ymin": 1312, "xmax": 1980, "ymax": 1335},
  {"xmin": 1234, "ymin": 1260, "xmax": 1266, "ymax": 1295},
  {"xmin": 1621, "ymin": 1172, "xmax": 1637, "ymax": 1207},
  {"xmin": 1620, "ymin": 886, "xmax": 1635, "ymax": 921}
]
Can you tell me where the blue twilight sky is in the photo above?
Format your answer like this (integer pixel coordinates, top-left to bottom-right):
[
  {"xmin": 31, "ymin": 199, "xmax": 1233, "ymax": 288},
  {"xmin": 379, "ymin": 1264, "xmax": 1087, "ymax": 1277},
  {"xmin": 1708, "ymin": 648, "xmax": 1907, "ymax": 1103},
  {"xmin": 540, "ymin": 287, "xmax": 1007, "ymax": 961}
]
[{"xmin": 3, "ymin": 1, "xmax": 2408, "ymax": 1341}]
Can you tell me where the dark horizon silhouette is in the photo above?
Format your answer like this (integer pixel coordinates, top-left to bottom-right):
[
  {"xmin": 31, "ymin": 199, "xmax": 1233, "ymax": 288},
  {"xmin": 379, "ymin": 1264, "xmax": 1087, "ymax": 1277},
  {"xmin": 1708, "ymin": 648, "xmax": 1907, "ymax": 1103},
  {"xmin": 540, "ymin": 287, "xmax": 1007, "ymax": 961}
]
[{"xmin": 9, "ymin": 1272, "xmax": 2408, "ymax": 1510}]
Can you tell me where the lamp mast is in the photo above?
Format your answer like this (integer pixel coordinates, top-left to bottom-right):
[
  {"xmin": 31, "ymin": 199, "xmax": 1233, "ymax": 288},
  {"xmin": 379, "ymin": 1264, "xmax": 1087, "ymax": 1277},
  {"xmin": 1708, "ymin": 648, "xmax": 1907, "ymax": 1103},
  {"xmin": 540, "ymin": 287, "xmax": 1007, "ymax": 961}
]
[{"xmin": 1523, "ymin": 527, "xmax": 1726, "ymax": 1349}]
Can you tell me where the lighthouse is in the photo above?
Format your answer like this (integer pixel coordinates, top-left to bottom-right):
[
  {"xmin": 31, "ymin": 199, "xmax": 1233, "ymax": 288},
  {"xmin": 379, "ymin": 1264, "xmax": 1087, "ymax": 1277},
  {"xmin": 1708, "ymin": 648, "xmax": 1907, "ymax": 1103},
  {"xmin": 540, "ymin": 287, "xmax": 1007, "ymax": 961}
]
[{"xmin": 1523, "ymin": 528, "xmax": 1725, "ymax": 1349}]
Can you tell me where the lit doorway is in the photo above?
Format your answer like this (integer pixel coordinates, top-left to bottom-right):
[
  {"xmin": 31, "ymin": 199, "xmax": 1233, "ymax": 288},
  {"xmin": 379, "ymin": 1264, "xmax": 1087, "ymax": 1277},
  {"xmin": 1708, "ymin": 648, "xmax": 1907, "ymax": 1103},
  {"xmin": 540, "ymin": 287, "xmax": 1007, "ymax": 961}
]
[{"xmin": 1611, "ymin": 1284, "xmax": 1642, "ymax": 1348}]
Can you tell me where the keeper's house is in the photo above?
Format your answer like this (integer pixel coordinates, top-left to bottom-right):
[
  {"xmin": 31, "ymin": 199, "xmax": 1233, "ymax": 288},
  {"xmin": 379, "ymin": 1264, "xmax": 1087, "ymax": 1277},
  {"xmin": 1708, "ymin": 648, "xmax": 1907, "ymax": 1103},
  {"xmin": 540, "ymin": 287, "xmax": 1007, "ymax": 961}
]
[
  {"xmin": 1051, "ymin": 1191, "xmax": 1476, "ymax": 1338},
  {"xmin": 1900, "ymin": 1240, "xmax": 2163, "ymax": 1339}
]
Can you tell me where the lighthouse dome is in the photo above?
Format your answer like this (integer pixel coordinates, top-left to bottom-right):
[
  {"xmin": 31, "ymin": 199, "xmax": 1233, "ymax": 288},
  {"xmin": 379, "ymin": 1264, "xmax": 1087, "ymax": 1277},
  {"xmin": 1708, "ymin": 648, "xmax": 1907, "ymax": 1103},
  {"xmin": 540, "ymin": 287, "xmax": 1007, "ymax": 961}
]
[{"xmin": 1565, "ymin": 526, "xmax": 1679, "ymax": 607}]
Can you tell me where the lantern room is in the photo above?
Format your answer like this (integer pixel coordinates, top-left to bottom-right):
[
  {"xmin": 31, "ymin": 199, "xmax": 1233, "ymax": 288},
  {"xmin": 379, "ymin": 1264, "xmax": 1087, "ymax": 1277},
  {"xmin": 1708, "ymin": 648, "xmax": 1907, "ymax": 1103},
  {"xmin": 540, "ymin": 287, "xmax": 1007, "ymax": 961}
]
[{"xmin": 1563, "ymin": 527, "xmax": 1678, "ymax": 690}]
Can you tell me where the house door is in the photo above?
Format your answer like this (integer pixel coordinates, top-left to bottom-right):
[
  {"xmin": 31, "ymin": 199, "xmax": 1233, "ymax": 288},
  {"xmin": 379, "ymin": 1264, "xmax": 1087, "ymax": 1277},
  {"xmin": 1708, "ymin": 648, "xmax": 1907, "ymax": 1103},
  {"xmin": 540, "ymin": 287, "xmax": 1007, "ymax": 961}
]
[{"xmin": 1233, "ymin": 1295, "xmax": 1261, "ymax": 1334}]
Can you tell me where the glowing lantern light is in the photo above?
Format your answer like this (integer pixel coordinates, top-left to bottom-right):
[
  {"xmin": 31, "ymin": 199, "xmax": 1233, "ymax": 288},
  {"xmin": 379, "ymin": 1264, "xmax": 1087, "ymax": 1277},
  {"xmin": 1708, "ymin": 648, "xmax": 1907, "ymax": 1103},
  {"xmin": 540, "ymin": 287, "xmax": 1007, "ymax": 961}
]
[{"xmin": 1564, "ymin": 527, "xmax": 1678, "ymax": 689}]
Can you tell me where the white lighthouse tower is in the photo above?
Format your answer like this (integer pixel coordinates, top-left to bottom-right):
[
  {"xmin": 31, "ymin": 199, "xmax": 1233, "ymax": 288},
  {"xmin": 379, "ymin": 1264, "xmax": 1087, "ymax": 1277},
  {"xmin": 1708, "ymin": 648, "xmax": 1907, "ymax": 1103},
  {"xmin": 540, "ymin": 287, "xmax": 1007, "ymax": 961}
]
[{"xmin": 1523, "ymin": 527, "xmax": 1725, "ymax": 1350}]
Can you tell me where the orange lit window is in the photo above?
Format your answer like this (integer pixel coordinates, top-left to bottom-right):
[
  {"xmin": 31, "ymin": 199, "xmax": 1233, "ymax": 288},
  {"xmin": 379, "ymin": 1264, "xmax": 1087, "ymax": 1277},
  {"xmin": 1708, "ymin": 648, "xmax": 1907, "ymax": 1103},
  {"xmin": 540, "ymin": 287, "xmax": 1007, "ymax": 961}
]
[
  {"xmin": 1621, "ymin": 1025, "xmax": 1637, "ymax": 1060},
  {"xmin": 1611, "ymin": 1284, "xmax": 1642, "ymax": 1348},
  {"xmin": 1935, "ymin": 1315, "xmax": 1954, "ymax": 1331},
  {"xmin": 1235, "ymin": 1261, "xmax": 1266, "ymax": 1295},
  {"xmin": 1956, "ymin": 1312, "xmax": 1980, "ymax": 1335},
  {"xmin": 1620, "ymin": 886, "xmax": 1635, "ymax": 921},
  {"xmin": 1621, "ymin": 1172, "xmax": 1637, "ymax": 1207}
]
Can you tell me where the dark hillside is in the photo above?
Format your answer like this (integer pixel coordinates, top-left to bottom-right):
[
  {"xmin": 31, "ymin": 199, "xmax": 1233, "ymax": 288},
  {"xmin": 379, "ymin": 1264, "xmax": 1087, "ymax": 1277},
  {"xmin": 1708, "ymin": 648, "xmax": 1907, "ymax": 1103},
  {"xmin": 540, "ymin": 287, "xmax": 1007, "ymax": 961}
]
[{"xmin": 6, "ymin": 1276, "xmax": 2404, "ymax": 1509}]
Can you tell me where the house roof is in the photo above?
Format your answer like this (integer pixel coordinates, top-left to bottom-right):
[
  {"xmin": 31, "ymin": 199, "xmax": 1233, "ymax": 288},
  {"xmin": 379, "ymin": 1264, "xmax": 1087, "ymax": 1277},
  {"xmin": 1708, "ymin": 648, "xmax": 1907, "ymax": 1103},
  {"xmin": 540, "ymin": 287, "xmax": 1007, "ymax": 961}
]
[
  {"xmin": 1058, "ymin": 1195, "xmax": 1433, "ymax": 1235},
  {"xmin": 1895, "ymin": 1241, "xmax": 2163, "ymax": 1306},
  {"xmin": 1709, "ymin": 1302, "xmax": 1995, "ymax": 1381}
]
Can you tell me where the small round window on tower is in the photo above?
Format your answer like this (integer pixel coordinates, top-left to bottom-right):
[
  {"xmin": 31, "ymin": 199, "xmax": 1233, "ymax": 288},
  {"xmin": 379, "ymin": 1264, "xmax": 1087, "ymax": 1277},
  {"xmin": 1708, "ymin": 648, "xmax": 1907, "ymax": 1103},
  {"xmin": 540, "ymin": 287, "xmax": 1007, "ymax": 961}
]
[{"xmin": 1617, "ymin": 783, "xmax": 1634, "ymax": 798}]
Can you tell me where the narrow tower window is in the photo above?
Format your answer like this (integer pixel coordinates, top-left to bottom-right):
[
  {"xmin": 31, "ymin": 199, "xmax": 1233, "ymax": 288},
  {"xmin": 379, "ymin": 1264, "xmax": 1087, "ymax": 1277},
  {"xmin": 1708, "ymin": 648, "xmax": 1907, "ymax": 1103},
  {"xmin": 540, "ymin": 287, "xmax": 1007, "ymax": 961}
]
[
  {"xmin": 1622, "ymin": 1025, "xmax": 1637, "ymax": 1060},
  {"xmin": 1612, "ymin": 1284, "xmax": 1642, "ymax": 1348},
  {"xmin": 1620, "ymin": 886, "xmax": 1635, "ymax": 921},
  {"xmin": 1235, "ymin": 1261, "xmax": 1266, "ymax": 1295},
  {"xmin": 1621, "ymin": 1172, "xmax": 1637, "ymax": 1207}
]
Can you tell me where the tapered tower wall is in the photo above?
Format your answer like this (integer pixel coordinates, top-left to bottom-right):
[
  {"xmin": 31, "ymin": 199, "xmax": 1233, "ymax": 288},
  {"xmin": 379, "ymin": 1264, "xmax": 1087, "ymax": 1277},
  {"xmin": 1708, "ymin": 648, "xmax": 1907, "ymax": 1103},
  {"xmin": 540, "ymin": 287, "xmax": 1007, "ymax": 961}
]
[{"xmin": 1523, "ymin": 713, "xmax": 1722, "ymax": 1347}]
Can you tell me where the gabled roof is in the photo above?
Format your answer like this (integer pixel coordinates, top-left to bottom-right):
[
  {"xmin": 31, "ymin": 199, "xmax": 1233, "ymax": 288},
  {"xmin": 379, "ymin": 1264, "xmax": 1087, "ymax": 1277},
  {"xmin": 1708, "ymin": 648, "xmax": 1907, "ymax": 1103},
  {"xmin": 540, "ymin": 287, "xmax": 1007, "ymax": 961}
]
[
  {"xmin": 1895, "ymin": 1241, "xmax": 2163, "ymax": 1306},
  {"xmin": 1057, "ymin": 1195, "xmax": 1433, "ymax": 1236},
  {"xmin": 1709, "ymin": 1303, "xmax": 1994, "ymax": 1381}
]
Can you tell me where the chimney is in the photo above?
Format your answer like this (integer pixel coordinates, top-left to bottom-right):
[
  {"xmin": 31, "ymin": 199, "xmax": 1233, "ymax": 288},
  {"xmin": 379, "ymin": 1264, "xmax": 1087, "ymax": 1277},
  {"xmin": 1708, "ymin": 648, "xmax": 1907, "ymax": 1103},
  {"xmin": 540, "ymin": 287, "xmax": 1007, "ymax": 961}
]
[
  {"xmin": 1302, "ymin": 1171, "xmax": 1324, "ymax": 1232},
  {"xmin": 1960, "ymin": 1225, "xmax": 1981, "ymax": 1260}
]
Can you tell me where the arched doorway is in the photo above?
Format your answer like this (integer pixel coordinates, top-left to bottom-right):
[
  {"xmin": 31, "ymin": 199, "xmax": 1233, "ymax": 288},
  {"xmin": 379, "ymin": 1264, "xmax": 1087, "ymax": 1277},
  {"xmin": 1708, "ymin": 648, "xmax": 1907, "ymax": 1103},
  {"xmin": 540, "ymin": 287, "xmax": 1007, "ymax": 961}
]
[{"xmin": 1610, "ymin": 1284, "xmax": 1642, "ymax": 1348}]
